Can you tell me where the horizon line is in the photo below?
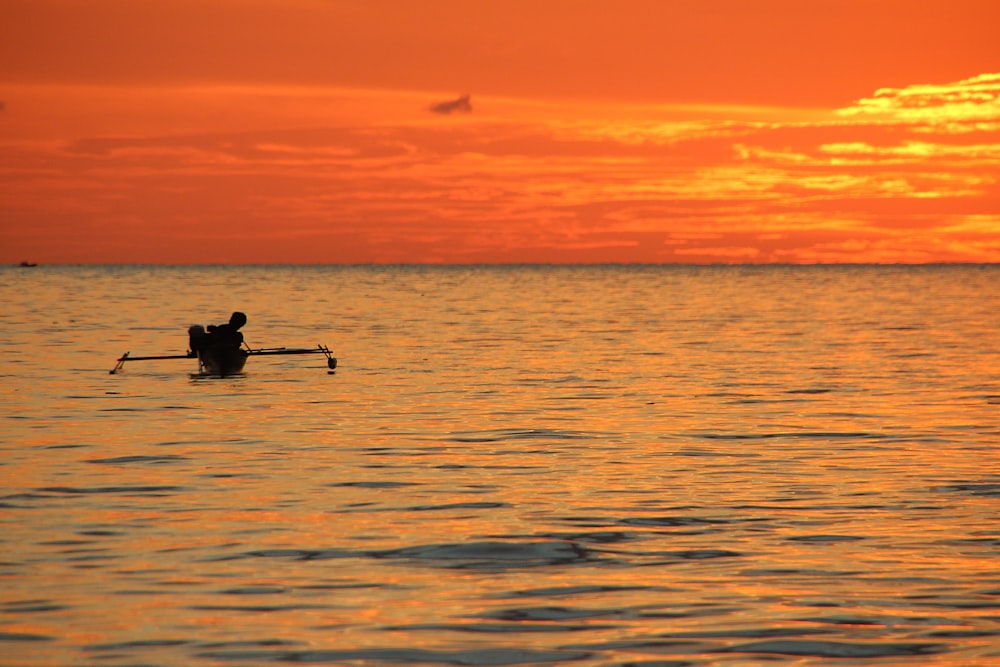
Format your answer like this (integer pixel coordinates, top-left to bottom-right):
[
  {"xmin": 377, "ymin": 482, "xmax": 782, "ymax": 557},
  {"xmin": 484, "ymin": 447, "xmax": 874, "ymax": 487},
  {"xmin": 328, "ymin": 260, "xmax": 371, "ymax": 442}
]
[{"xmin": 8, "ymin": 261, "xmax": 999, "ymax": 268}]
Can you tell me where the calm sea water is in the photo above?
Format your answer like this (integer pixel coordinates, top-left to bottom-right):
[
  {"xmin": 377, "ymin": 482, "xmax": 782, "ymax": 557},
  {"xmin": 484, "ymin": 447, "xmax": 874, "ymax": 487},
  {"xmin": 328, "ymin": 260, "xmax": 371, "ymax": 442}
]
[{"xmin": 2, "ymin": 264, "xmax": 998, "ymax": 666}]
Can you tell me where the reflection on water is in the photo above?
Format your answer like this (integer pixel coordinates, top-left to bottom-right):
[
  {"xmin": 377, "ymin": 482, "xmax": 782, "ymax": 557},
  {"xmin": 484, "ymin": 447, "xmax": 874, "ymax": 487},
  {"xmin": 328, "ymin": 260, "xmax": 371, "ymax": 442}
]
[{"xmin": 1, "ymin": 265, "xmax": 999, "ymax": 665}]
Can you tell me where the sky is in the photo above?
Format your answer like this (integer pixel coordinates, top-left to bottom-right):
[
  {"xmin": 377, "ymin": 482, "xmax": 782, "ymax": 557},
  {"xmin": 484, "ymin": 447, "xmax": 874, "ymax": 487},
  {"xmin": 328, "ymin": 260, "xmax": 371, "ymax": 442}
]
[{"xmin": 1, "ymin": 0, "xmax": 998, "ymax": 264}]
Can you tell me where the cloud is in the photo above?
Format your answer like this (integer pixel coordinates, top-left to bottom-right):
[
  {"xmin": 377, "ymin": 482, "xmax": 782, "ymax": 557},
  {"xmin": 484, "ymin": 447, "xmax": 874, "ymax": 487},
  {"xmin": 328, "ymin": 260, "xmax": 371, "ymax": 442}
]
[
  {"xmin": 430, "ymin": 94, "xmax": 472, "ymax": 115},
  {"xmin": 674, "ymin": 246, "xmax": 761, "ymax": 259},
  {"xmin": 837, "ymin": 72, "xmax": 1000, "ymax": 131},
  {"xmin": 2, "ymin": 75, "xmax": 998, "ymax": 264}
]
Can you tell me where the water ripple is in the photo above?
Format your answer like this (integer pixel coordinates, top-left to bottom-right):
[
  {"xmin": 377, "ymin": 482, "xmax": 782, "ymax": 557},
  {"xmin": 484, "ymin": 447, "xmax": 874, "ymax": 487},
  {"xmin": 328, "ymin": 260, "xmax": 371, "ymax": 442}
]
[
  {"xmin": 85, "ymin": 455, "xmax": 190, "ymax": 465},
  {"xmin": 197, "ymin": 647, "xmax": 592, "ymax": 664},
  {"xmin": 373, "ymin": 541, "xmax": 597, "ymax": 570},
  {"xmin": 447, "ymin": 428, "xmax": 594, "ymax": 443},
  {"xmin": 712, "ymin": 639, "xmax": 947, "ymax": 658},
  {"xmin": 35, "ymin": 485, "xmax": 183, "ymax": 495}
]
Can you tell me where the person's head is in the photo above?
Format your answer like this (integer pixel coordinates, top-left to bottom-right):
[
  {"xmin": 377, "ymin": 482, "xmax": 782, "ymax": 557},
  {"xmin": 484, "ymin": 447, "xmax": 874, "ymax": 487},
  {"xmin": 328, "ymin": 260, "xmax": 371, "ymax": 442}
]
[{"xmin": 229, "ymin": 312, "xmax": 247, "ymax": 329}]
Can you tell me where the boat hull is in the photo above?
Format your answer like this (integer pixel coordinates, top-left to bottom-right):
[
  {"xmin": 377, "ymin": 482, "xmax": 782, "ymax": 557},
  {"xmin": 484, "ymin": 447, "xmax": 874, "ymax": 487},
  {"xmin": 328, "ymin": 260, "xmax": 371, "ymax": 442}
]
[{"xmin": 199, "ymin": 346, "xmax": 248, "ymax": 377}]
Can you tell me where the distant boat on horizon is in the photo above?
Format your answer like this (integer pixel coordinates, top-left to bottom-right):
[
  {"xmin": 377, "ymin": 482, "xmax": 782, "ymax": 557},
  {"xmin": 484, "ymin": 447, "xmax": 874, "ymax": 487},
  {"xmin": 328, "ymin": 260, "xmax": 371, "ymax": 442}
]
[{"xmin": 18, "ymin": 261, "xmax": 38, "ymax": 267}]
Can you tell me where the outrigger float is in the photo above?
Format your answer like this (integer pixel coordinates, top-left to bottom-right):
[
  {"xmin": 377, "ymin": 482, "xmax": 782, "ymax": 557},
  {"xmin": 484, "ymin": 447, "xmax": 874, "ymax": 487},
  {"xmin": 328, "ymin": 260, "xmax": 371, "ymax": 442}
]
[{"xmin": 110, "ymin": 344, "xmax": 337, "ymax": 377}]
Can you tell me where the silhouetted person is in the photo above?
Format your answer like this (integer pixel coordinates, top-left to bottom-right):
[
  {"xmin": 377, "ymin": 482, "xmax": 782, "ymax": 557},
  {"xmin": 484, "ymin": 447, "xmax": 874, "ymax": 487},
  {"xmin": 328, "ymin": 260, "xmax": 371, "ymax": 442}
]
[
  {"xmin": 207, "ymin": 312, "xmax": 247, "ymax": 349},
  {"xmin": 188, "ymin": 324, "xmax": 208, "ymax": 357}
]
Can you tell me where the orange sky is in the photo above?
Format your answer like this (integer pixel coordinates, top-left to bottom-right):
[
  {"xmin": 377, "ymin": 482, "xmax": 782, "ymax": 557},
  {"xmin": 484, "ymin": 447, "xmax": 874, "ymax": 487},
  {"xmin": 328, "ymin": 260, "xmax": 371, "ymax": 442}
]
[{"xmin": 1, "ymin": 0, "xmax": 998, "ymax": 264}]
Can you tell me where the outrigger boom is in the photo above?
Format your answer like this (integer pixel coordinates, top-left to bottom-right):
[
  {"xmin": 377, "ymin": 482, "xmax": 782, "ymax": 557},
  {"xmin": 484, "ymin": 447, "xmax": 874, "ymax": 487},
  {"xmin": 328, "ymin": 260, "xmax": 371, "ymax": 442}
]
[{"xmin": 110, "ymin": 344, "xmax": 337, "ymax": 375}]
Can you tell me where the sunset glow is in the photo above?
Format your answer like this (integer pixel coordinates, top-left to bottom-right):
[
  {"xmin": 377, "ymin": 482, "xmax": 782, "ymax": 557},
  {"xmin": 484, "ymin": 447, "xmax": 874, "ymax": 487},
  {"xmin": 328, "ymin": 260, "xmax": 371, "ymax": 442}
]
[{"xmin": 1, "ymin": 0, "xmax": 998, "ymax": 264}]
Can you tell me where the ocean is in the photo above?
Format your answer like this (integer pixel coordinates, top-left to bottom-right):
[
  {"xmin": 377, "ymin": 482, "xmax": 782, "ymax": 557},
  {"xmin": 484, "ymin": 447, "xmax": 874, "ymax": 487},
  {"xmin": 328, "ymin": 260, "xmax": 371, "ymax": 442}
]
[{"xmin": 1, "ymin": 264, "xmax": 998, "ymax": 666}]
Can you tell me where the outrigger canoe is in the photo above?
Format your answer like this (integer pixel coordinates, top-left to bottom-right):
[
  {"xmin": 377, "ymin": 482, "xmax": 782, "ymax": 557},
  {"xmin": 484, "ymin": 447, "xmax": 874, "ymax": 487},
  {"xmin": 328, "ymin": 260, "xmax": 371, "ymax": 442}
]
[
  {"xmin": 198, "ymin": 345, "xmax": 248, "ymax": 377},
  {"xmin": 110, "ymin": 344, "xmax": 336, "ymax": 377}
]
